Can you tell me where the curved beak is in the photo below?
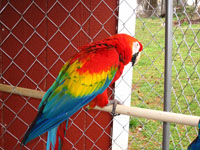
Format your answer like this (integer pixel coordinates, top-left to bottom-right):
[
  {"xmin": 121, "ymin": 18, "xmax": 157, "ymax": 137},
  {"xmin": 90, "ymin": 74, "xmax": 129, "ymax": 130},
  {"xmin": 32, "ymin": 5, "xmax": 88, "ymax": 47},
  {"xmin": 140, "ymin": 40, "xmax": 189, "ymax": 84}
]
[{"xmin": 131, "ymin": 52, "xmax": 141, "ymax": 66}]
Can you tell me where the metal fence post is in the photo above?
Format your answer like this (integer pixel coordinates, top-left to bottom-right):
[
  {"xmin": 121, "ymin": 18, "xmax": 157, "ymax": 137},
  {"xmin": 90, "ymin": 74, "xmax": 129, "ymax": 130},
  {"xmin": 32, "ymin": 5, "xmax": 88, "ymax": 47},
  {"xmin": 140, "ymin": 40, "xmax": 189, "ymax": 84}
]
[{"xmin": 163, "ymin": 0, "xmax": 173, "ymax": 149}]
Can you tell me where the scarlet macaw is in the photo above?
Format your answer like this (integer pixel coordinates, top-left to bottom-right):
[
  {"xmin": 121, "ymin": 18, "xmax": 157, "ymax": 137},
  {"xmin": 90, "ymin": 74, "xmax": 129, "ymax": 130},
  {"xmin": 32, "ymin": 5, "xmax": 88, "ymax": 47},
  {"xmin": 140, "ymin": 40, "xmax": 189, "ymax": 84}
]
[{"xmin": 21, "ymin": 34, "xmax": 143, "ymax": 150}]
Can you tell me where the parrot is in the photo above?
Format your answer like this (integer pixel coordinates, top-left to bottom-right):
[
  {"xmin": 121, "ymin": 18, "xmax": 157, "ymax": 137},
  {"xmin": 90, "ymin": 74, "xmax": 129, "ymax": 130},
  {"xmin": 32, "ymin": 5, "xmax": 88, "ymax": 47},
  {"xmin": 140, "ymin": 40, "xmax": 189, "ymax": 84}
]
[{"xmin": 21, "ymin": 33, "xmax": 143, "ymax": 150}]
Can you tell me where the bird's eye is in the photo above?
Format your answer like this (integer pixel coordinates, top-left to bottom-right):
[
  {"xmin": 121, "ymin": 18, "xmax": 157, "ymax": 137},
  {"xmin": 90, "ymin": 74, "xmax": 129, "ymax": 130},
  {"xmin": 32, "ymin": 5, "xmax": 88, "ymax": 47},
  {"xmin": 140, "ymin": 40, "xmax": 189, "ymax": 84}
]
[{"xmin": 132, "ymin": 42, "xmax": 141, "ymax": 55}]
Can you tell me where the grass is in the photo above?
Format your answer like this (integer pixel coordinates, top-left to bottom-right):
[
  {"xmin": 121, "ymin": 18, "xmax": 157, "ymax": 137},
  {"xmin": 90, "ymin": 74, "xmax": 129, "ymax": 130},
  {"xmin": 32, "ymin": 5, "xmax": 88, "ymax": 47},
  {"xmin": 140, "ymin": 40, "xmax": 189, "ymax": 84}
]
[{"xmin": 129, "ymin": 16, "xmax": 200, "ymax": 149}]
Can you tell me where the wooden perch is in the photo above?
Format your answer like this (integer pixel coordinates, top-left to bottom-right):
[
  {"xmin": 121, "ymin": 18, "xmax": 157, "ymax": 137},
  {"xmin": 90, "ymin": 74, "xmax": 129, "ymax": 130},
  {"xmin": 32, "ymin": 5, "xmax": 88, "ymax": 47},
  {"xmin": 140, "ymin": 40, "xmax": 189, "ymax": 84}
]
[{"xmin": 0, "ymin": 83, "xmax": 199, "ymax": 127}]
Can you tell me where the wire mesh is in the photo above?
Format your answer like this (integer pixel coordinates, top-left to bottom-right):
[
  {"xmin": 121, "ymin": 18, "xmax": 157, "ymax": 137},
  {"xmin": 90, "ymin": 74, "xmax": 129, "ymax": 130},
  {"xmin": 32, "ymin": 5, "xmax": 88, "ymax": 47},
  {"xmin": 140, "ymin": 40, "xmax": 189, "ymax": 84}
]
[
  {"xmin": 0, "ymin": 0, "xmax": 200, "ymax": 150},
  {"xmin": 130, "ymin": 0, "xmax": 200, "ymax": 149}
]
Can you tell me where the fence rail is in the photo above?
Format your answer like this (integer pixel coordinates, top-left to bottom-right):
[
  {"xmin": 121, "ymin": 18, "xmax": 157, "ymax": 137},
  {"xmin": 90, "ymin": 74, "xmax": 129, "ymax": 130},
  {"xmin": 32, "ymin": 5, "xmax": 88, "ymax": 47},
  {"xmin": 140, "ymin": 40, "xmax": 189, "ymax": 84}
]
[{"xmin": 0, "ymin": 83, "xmax": 199, "ymax": 127}]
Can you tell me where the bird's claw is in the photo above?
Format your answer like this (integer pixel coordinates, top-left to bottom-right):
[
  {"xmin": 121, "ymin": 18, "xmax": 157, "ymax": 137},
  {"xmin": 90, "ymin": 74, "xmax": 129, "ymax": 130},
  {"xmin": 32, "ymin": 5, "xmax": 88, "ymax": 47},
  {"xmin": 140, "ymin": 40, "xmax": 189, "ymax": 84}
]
[{"xmin": 107, "ymin": 99, "xmax": 121, "ymax": 117}]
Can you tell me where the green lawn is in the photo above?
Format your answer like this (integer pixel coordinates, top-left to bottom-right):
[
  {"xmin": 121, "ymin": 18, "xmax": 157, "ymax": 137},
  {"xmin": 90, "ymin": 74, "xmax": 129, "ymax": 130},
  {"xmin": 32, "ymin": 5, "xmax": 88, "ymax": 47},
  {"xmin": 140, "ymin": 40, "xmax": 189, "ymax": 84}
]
[{"xmin": 129, "ymin": 17, "xmax": 200, "ymax": 149}]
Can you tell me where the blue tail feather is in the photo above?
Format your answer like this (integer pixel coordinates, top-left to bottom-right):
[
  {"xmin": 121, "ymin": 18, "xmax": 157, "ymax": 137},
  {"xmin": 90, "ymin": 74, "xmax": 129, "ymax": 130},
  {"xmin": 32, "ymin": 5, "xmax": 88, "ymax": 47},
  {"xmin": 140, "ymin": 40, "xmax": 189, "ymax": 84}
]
[{"xmin": 47, "ymin": 120, "xmax": 68, "ymax": 150}]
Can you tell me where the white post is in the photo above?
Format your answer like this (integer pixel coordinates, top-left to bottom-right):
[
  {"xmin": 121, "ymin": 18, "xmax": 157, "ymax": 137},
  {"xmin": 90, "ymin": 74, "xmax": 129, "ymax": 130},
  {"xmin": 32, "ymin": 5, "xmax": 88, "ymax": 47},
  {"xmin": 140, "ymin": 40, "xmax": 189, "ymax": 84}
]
[{"xmin": 112, "ymin": 0, "xmax": 137, "ymax": 149}]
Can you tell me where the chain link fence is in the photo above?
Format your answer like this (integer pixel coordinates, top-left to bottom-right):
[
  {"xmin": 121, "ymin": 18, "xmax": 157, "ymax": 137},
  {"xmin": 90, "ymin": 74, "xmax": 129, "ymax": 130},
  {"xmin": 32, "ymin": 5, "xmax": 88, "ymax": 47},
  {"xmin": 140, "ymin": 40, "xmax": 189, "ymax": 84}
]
[
  {"xmin": 1, "ymin": 0, "xmax": 200, "ymax": 150},
  {"xmin": 130, "ymin": 0, "xmax": 200, "ymax": 149}
]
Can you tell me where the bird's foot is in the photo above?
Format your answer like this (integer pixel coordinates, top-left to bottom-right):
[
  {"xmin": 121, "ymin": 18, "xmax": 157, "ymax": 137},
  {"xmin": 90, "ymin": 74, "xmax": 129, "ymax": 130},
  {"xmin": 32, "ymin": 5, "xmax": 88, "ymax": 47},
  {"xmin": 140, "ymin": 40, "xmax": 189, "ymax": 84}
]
[{"xmin": 107, "ymin": 99, "xmax": 121, "ymax": 117}]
